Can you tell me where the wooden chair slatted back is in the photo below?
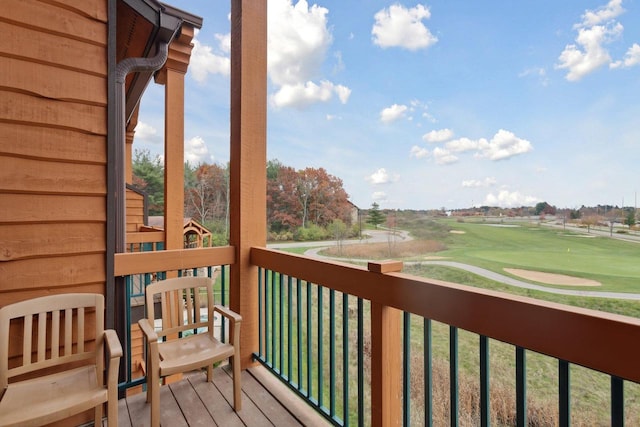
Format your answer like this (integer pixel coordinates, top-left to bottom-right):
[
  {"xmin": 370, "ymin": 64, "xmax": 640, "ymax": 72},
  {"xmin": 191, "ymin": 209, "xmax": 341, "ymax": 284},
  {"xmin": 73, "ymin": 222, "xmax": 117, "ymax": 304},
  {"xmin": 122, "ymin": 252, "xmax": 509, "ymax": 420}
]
[
  {"xmin": 145, "ymin": 277, "xmax": 215, "ymax": 339},
  {"xmin": 0, "ymin": 294, "xmax": 104, "ymax": 391}
]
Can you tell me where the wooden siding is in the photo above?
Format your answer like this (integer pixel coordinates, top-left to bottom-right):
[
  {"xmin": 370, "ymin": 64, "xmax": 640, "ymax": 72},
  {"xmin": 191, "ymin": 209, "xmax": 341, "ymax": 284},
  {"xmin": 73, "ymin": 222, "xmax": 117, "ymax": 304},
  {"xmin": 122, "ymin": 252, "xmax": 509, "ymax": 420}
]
[
  {"xmin": 0, "ymin": 0, "xmax": 108, "ymax": 305},
  {"xmin": 127, "ymin": 188, "xmax": 146, "ymax": 233}
]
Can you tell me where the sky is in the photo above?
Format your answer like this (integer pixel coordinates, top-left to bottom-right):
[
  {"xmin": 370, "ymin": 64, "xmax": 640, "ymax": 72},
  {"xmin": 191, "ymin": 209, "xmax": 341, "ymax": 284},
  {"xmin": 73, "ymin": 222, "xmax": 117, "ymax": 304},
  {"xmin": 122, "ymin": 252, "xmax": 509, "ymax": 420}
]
[{"xmin": 135, "ymin": 0, "xmax": 640, "ymax": 211}]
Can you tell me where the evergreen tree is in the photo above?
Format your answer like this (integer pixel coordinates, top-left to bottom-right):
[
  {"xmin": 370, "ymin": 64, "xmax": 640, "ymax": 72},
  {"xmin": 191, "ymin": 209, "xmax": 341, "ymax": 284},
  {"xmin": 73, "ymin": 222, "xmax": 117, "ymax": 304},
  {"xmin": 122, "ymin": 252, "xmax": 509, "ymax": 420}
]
[{"xmin": 366, "ymin": 202, "xmax": 386, "ymax": 228}]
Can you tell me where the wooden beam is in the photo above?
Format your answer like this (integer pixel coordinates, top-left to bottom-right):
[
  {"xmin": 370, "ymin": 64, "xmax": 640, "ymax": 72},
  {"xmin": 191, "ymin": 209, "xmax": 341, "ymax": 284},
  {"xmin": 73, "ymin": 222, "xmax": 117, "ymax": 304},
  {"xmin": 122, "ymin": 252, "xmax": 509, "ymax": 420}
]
[
  {"xmin": 229, "ymin": 0, "xmax": 267, "ymax": 369},
  {"xmin": 113, "ymin": 246, "xmax": 236, "ymax": 276},
  {"xmin": 370, "ymin": 303, "xmax": 402, "ymax": 427}
]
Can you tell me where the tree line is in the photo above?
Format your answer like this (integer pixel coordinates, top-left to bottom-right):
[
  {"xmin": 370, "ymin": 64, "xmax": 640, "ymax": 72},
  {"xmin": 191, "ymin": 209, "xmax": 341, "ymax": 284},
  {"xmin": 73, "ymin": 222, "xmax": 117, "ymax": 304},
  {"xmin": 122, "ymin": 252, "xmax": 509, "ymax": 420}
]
[{"xmin": 132, "ymin": 150, "xmax": 357, "ymax": 243}]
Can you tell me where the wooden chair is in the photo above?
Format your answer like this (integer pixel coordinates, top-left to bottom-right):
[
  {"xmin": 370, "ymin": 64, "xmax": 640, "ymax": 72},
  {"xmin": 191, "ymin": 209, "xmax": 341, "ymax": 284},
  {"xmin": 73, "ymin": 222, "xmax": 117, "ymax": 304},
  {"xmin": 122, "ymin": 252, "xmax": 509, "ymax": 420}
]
[
  {"xmin": 0, "ymin": 293, "xmax": 122, "ymax": 427},
  {"xmin": 138, "ymin": 276, "xmax": 242, "ymax": 427}
]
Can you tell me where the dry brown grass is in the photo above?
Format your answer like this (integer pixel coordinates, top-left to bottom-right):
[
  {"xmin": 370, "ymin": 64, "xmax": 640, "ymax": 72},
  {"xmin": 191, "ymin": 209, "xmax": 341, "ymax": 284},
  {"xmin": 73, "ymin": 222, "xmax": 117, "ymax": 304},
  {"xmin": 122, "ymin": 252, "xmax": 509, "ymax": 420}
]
[{"xmin": 323, "ymin": 239, "xmax": 446, "ymax": 259}]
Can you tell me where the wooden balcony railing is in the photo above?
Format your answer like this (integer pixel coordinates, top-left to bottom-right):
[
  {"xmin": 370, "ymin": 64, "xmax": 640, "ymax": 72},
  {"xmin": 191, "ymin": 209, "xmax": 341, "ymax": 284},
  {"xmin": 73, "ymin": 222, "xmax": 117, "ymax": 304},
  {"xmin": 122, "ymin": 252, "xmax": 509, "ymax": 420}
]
[
  {"xmin": 112, "ymin": 243, "xmax": 640, "ymax": 425},
  {"xmin": 250, "ymin": 247, "xmax": 640, "ymax": 426},
  {"xmin": 114, "ymin": 244, "xmax": 235, "ymax": 393}
]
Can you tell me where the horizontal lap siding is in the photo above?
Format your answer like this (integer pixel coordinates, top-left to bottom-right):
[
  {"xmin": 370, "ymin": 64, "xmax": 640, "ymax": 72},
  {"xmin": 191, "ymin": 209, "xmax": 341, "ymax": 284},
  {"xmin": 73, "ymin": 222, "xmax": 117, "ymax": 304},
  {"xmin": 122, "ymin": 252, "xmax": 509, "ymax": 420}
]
[
  {"xmin": 0, "ymin": 0, "xmax": 108, "ymax": 305},
  {"xmin": 127, "ymin": 189, "xmax": 146, "ymax": 233}
]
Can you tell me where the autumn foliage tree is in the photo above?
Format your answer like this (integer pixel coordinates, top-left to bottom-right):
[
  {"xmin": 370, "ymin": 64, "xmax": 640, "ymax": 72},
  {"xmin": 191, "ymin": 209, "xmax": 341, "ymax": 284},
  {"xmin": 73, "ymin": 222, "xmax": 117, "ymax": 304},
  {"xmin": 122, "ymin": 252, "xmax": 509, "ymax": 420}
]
[{"xmin": 267, "ymin": 160, "xmax": 352, "ymax": 234}]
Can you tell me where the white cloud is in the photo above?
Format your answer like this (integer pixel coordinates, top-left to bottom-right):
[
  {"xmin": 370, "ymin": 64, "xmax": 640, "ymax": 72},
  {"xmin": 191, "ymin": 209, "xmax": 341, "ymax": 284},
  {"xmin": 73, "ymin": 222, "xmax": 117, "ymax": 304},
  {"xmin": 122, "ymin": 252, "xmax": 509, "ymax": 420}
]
[
  {"xmin": 189, "ymin": 32, "xmax": 231, "ymax": 82},
  {"xmin": 410, "ymin": 145, "xmax": 429, "ymax": 159},
  {"xmin": 380, "ymin": 104, "xmax": 408, "ymax": 124},
  {"xmin": 134, "ymin": 121, "xmax": 158, "ymax": 140},
  {"xmin": 462, "ymin": 177, "xmax": 497, "ymax": 188},
  {"xmin": 611, "ymin": 43, "xmax": 640, "ymax": 68},
  {"xmin": 215, "ymin": 33, "xmax": 231, "ymax": 53},
  {"xmin": 475, "ymin": 130, "xmax": 533, "ymax": 161},
  {"xmin": 433, "ymin": 147, "xmax": 458, "ymax": 165},
  {"xmin": 422, "ymin": 128, "xmax": 453, "ymax": 143},
  {"xmin": 483, "ymin": 190, "xmax": 539, "ymax": 208},
  {"xmin": 578, "ymin": 0, "xmax": 624, "ymax": 28},
  {"xmin": 184, "ymin": 136, "xmax": 214, "ymax": 165},
  {"xmin": 268, "ymin": 0, "xmax": 350, "ymax": 108},
  {"xmin": 372, "ymin": 191, "xmax": 387, "ymax": 202},
  {"xmin": 270, "ymin": 80, "xmax": 350, "ymax": 109},
  {"xmin": 556, "ymin": 24, "xmax": 622, "ymax": 81},
  {"xmin": 446, "ymin": 137, "xmax": 480, "ymax": 153},
  {"xmin": 367, "ymin": 168, "xmax": 399, "ymax": 185},
  {"xmin": 372, "ymin": 4, "xmax": 438, "ymax": 50},
  {"xmin": 556, "ymin": 0, "xmax": 627, "ymax": 81}
]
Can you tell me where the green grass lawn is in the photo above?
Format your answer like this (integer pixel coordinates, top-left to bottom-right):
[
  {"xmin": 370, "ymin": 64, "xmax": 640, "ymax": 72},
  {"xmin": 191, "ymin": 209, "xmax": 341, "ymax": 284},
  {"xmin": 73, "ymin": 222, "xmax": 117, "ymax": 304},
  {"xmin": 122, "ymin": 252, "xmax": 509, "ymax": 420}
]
[{"xmin": 433, "ymin": 219, "xmax": 640, "ymax": 293}]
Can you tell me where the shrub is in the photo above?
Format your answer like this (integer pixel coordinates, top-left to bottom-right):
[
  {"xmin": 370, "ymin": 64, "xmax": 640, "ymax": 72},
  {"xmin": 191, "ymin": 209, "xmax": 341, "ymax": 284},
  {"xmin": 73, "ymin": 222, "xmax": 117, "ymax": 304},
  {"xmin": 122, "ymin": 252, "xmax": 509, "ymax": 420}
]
[{"xmin": 294, "ymin": 224, "xmax": 327, "ymax": 241}]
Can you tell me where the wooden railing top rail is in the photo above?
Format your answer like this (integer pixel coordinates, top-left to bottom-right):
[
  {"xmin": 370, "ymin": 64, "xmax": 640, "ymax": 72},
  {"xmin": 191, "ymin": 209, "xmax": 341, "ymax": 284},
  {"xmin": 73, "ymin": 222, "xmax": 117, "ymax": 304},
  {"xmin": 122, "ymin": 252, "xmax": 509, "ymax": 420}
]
[
  {"xmin": 251, "ymin": 246, "xmax": 640, "ymax": 384},
  {"xmin": 115, "ymin": 246, "xmax": 235, "ymax": 276}
]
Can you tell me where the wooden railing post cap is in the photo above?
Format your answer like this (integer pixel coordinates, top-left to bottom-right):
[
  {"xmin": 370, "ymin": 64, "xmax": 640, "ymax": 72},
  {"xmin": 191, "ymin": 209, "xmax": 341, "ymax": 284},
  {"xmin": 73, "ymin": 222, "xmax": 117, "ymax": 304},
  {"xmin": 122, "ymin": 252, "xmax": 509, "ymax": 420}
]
[{"xmin": 367, "ymin": 260, "xmax": 403, "ymax": 274}]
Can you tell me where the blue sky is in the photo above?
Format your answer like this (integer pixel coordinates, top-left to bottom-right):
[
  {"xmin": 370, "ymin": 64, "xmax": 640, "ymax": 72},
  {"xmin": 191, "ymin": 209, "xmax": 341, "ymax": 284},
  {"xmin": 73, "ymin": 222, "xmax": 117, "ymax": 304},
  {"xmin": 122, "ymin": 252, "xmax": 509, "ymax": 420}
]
[{"xmin": 136, "ymin": 0, "xmax": 640, "ymax": 210}]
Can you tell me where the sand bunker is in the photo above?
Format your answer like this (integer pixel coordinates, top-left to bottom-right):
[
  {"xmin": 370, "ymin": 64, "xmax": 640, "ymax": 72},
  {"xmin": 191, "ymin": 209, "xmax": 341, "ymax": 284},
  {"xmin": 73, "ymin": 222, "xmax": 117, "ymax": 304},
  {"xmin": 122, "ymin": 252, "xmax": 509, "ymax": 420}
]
[
  {"xmin": 504, "ymin": 268, "xmax": 601, "ymax": 287},
  {"xmin": 450, "ymin": 230, "xmax": 466, "ymax": 234},
  {"xmin": 424, "ymin": 256, "xmax": 447, "ymax": 260}
]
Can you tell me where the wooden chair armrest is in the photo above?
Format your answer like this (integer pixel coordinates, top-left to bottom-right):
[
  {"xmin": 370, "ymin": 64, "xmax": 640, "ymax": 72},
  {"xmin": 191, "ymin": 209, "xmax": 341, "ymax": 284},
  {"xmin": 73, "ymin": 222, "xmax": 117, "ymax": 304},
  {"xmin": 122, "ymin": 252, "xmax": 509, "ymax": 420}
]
[
  {"xmin": 213, "ymin": 305, "xmax": 242, "ymax": 324},
  {"xmin": 138, "ymin": 318, "xmax": 158, "ymax": 342},
  {"xmin": 104, "ymin": 329, "xmax": 123, "ymax": 359}
]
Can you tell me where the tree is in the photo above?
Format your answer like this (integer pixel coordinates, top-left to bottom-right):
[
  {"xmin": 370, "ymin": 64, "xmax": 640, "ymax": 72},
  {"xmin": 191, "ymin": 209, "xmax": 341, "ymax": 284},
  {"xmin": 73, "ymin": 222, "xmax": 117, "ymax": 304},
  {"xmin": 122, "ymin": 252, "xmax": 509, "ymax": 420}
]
[
  {"xmin": 625, "ymin": 209, "xmax": 636, "ymax": 229},
  {"xmin": 327, "ymin": 219, "xmax": 348, "ymax": 255},
  {"xmin": 132, "ymin": 149, "xmax": 164, "ymax": 215},
  {"xmin": 266, "ymin": 162, "xmax": 352, "ymax": 233},
  {"xmin": 366, "ymin": 202, "xmax": 386, "ymax": 228}
]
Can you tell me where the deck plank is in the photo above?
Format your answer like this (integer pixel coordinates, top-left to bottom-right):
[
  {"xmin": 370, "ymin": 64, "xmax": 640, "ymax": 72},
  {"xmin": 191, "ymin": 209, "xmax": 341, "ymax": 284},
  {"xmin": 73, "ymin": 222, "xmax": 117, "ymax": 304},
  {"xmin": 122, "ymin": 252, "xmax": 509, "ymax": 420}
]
[
  {"xmin": 188, "ymin": 371, "xmax": 245, "ymax": 427},
  {"xmin": 233, "ymin": 369, "xmax": 306, "ymax": 427},
  {"xmin": 212, "ymin": 367, "xmax": 277, "ymax": 426},
  {"xmin": 118, "ymin": 367, "xmax": 326, "ymax": 426},
  {"xmin": 159, "ymin": 386, "xmax": 188, "ymax": 427},
  {"xmin": 169, "ymin": 376, "xmax": 216, "ymax": 427}
]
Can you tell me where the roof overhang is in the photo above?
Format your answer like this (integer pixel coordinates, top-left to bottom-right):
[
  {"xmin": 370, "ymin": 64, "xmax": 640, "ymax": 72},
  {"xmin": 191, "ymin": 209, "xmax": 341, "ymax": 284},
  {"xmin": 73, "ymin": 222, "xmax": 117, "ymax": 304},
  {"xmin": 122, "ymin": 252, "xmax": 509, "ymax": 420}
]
[{"xmin": 116, "ymin": 0, "xmax": 203, "ymax": 124}]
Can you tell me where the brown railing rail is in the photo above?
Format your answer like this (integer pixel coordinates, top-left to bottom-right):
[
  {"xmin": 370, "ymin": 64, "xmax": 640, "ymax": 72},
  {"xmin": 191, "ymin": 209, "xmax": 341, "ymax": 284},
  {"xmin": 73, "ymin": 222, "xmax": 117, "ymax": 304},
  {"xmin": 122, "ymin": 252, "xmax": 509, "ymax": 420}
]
[
  {"xmin": 251, "ymin": 247, "xmax": 640, "ymax": 384},
  {"xmin": 115, "ymin": 246, "xmax": 235, "ymax": 276}
]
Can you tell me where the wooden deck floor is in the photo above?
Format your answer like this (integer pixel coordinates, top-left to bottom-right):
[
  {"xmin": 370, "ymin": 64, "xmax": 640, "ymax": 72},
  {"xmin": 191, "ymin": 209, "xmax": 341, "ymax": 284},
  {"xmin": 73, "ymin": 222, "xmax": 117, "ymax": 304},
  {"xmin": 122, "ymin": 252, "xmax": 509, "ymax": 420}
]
[{"xmin": 117, "ymin": 366, "xmax": 331, "ymax": 427}]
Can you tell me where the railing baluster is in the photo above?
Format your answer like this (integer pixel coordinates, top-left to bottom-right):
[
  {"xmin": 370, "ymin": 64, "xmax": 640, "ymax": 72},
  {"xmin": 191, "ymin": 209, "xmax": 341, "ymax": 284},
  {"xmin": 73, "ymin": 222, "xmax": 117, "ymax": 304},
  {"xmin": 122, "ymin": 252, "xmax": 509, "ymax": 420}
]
[
  {"xmin": 271, "ymin": 270, "xmax": 277, "ymax": 370},
  {"xmin": 480, "ymin": 335, "xmax": 490, "ymax": 427},
  {"xmin": 307, "ymin": 282, "xmax": 312, "ymax": 398},
  {"xmin": 424, "ymin": 319, "xmax": 432, "ymax": 427},
  {"xmin": 318, "ymin": 285, "xmax": 324, "ymax": 409},
  {"xmin": 258, "ymin": 267, "xmax": 263, "ymax": 358},
  {"xmin": 516, "ymin": 346, "xmax": 527, "ymax": 427},
  {"xmin": 287, "ymin": 276, "xmax": 292, "ymax": 383},
  {"xmin": 559, "ymin": 359, "xmax": 570, "ymax": 426},
  {"xmin": 265, "ymin": 270, "xmax": 271, "ymax": 367},
  {"xmin": 329, "ymin": 289, "xmax": 336, "ymax": 418},
  {"xmin": 297, "ymin": 278, "xmax": 302, "ymax": 390},
  {"xmin": 343, "ymin": 292, "xmax": 349, "ymax": 427},
  {"xmin": 403, "ymin": 312, "xmax": 411, "ymax": 427},
  {"xmin": 221, "ymin": 265, "xmax": 226, "ymax": 342},
  {"xmin": 279, "ymin": 273, "xmax": 284, "ymax": 374},
  {"xmin": 330, "ymin": 289, "xmax": 336, "ymax": 418},
  {"xmin": 611, "ymin": 376, "xmax": 624, "ymax": 427},
  {"xmin": 450, "ymin": 326, "xmax": 459, "ymax": 427},
  {"xmin": 358, "ymin": 297, "xmax": 364, "ymax": 427}
]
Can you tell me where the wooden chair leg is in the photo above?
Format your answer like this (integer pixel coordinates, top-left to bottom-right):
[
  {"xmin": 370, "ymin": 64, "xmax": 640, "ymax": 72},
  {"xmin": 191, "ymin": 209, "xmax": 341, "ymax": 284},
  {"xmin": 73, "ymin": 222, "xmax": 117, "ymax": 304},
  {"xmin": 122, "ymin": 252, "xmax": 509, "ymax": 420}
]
[
  {"xmin": 232, "ymin": 356, "xmax": 242, "ymax": 412},
  {"xmin": 95, "ymin": 404, "xmax": 103, "ymax": 426},
  {"xmin": 206, "ymin": 364, "xmax": 213, "ymax": 382},
  {"xmin": 150, "ymin": 370, "xmax": 160, "ymax": 427}
]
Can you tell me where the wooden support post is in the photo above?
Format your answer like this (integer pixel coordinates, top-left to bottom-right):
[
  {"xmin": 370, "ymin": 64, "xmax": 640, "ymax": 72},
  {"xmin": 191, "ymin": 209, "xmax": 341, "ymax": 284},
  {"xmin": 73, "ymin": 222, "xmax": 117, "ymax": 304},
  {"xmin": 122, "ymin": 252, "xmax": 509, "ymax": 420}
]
[
  {"xmin": 156, "ymin": 26, "xmax": 195, "ymax": 257},
  {"xmin": 155, "ymin": 26, "xmax": 195, "ymax": 384},
  {"xmin": 229, "ymin": 0, "xmax": 267, "ymax": 369},
  {"xmin": 369, "ymin": 261, "xmax": 403, "ymax": 427}
]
